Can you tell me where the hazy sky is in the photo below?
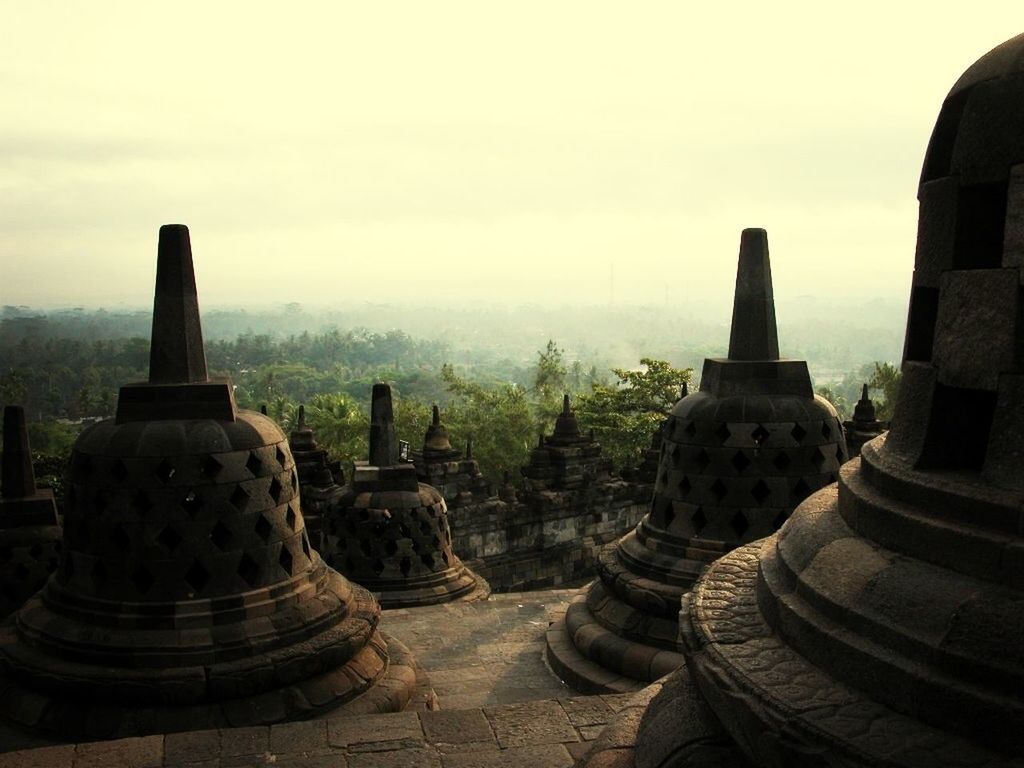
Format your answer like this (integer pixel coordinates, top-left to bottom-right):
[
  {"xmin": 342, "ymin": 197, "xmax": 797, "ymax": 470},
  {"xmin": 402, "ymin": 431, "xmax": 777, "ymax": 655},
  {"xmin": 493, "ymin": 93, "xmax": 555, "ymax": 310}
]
[{"xmin": 2, "ymin": 3, "xmax": 1023, "ymax": 309}]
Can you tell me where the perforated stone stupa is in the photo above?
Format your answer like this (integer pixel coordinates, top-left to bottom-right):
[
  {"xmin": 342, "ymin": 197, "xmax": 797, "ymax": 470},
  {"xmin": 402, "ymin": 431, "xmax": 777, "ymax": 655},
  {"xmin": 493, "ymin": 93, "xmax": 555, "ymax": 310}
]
[
  {"xmin": 321, "ymin": 384, "xmax": 487, "ymax": 608},
  {"xmin": 583, "ymin": 32, "xmax": 1024, "ymax": 768},
  {"xmin": 0, "ymin": 225, "xmax": 422, "ymax": 741},
  {"xmin": 546, "ymin": 228, "xmax": 847, "ymax": 694},
  {"xmin": 0, "ymin": 406, "xmax": 62, "ymax": 619}
]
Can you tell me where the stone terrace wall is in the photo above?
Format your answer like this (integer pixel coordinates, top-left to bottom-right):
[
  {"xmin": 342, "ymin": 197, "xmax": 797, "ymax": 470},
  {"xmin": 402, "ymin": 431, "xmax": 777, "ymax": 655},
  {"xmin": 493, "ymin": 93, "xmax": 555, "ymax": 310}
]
[{"xmin": 447, "ymin": 480, "xmax": 650, "ymax": 592}]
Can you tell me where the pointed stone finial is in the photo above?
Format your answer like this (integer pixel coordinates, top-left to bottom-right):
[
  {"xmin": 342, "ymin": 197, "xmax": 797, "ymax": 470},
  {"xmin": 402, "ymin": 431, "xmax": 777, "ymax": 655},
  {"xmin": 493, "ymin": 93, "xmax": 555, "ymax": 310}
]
[
  {"xmin": 562, "ymin": 394, "xmax": 571, "ymax": 416},
  {"xmin": 680, "ymin": 382, "xmax": 689, "ymax": 399},
  {"xmin": 297, "ymin": 404, "xmax": 306, "ymax": 428},
  {"xmin": 727, "ymin": 228, "xmax": 780, "ymax": 361},
  {"xmin": 432, "ymin": 404, "xmax": 440, "ymax": 426},
  {"xmin": 260, "ymin": 404, "xmax": 268, "ymax": 415},
  {"xmin": 861, "ymin": 383, "xmax": 870, "ymax": 402},
  {"xmin": 148, "ymin": 224, "xmax": 209, "ymax": 384},
  {"xmin": 466, "ymin": 439, "xmax": 473, "ymax": 459},
  {"xmin": 1, "ymin": 406, "xmax": 36, "ymax": 499},
  {"xmin": 369, "ymin": 383, "xmax": 398, "ymax": 466}
]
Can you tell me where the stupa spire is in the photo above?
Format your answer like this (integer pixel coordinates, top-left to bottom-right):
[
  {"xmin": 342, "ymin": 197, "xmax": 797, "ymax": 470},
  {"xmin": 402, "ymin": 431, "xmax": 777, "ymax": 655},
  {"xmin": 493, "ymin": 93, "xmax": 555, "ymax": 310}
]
[
  {"xmin": 727, "ymin": 228, "xmax": 779, "ymax": 361},
  {"xmin": 1, "ymin": 406, "xmax": 35, "ymax": 499},
  {"xmin": 148, "ymin": 224, "xmax": 208, "ymax": 384},
  {"xmin": 369, "ymin": 383, "xmax": 398, "ymax": 466}
]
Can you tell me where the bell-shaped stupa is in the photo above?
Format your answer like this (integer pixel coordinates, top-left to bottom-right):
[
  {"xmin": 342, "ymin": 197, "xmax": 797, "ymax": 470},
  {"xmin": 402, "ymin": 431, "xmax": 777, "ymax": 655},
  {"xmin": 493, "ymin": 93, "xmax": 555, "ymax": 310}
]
[
  {"xmin": 581, "ymin": 32, "xmax": 1024, "ymax": 768},
  {"xmin": 321, "ymin": 384, "xmax": 488, "ymax": 608},
  {"xmin": 546, "ymin": 229, "xmax": 847, "ymax": 693},
  {"xmin": 0, "ymin": 226, "xmax": 421, "ymax": 741}
]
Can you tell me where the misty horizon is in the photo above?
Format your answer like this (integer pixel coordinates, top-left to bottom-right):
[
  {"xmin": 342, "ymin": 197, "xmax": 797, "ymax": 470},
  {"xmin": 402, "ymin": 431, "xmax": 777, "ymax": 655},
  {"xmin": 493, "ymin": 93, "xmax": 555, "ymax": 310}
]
[{"xmin": 3, "ymin": 4, "xmax": 1022, "ymax": 310}]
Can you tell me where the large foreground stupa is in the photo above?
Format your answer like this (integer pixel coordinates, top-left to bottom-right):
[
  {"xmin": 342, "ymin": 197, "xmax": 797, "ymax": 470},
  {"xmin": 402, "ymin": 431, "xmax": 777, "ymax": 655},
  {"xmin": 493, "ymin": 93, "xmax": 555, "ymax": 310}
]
[
  {"xmin": 585, "ymin": 31, "xmax": 1024, "ymax": 768},
  {"xmin": 0, "ymin": 226, "xmax": 421, "ymax": 741},
  {"xmin": 547, "ymin": 229, "xmax": 847, "ymax": 693}
]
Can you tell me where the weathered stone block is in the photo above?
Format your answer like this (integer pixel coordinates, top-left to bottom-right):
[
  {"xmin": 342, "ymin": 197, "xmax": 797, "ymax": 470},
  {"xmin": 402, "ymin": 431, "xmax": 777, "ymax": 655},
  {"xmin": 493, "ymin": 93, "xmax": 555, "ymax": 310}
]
[
  {"xmin": 983, "ymin": 373, "xmax": 1024, "ymax": 492},
  {"xmin": 884, "ymin": 362, "xmax": 937, "ymax": 464},
  {"xmin": 932, "ymin": 268, "xmax": 1018, "ymax": 390},
  {"xmin": 915, "ymin": 177, "xmax": 959, "ymax": 285}
]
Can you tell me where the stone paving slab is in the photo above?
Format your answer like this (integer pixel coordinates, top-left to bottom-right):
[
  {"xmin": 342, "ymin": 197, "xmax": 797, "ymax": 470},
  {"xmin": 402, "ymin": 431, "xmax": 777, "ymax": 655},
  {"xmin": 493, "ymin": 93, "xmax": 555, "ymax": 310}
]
[
  {"xmin": 0, "ymin": 695, "xmax": 634, "ymax": 767},
  {"xmin": 0, "ymin": 589, "xmax": 615, "ymax": 767},
  {"xmin": 380, "ymin": 588, "xmax": 580, "ymax": 708}
]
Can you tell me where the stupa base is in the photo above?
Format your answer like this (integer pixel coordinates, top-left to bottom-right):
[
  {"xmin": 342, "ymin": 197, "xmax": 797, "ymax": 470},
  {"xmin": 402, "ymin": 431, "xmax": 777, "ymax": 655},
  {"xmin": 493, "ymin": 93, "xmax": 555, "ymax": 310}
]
[
  {"xmin": 544, "ymin": 593, "xmax": 683, "ymax": 695},
  {"xmin": 370, "ymin": 565, "xmax": 491, "ymax": 610},
  {"xmin": 666, "ymin": 541, "xmax": 1014, "ymax": 768},
  {"xmin": 574, "ymin": 666, "xmax": 746, "ymax": 768},
  {"xmin": 543, "ymin": 539, "xmax": 687, "ymax": 694},
  {"xmin": 0, "ymin": 574, "xmax": 427, "ymax": 743}
]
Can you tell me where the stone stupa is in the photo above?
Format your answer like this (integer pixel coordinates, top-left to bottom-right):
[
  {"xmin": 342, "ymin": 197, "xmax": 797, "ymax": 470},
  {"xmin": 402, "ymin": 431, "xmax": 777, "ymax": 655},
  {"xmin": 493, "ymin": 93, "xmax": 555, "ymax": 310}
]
[
  {"xmin": 288, "ymin": 404, "xmax": 344, "ymax": 547},
  {"xmin": 843, "ymin": 383, "xmax": 887, "ymax": 457},
  {"xmin": 583, "ymin": 31, "xmax": 1024, "ymax": 768},
  {"xmin": 413, "ymin": 405, "xmax": 491, "ymax": 509},
  {"xmin": 321, "ymin": 384, "xmax": 488, "ymax": 608},
  {"xmin": 546, "ymin": 229, "xmax": 848, "ymax": 694},
  {"xmin": 0, "ymin": 225, "xmax": 422, "ymax": 741},
  {"xmin": 0, "ymin": 405, "xmax": 62, "ymax": 619},
  {"xmin": 521, "ymin": 394, "xmax": 612, "ymax": 496}
]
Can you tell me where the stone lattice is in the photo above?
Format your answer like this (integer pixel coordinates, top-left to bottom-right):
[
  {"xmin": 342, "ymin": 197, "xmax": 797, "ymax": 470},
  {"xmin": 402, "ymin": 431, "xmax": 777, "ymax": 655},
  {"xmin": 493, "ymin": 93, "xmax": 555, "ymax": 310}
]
[{"xmin": 321, "ymin": 384, "xmax": 487, "ymax": 608}]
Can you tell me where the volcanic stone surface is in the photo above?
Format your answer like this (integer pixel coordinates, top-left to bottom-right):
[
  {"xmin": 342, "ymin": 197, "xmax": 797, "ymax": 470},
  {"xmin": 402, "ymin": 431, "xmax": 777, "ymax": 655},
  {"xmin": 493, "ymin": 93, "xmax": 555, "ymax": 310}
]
[
  {"xmin": 594, "ymin": 32, "xmax": 1024, "ymax": 768},
  {"xmin": 322, "ymin": 384, "xmax": 488, "ymax": 608},
  {"xmin": 0, "ymin": 225, "xmax": 421, "ymax": 742},
  {"xmin": 547, "ymin": 229, "xmax": 847, "ymax": 695},
  {"xmin": 0, "ymin": 406, "xmax": 62, "ymax": 619}
]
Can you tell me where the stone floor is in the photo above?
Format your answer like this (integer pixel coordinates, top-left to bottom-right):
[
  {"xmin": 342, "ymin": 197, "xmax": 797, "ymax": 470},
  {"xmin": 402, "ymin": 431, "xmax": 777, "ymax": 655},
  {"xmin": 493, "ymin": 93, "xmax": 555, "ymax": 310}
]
[
  {"xmin": 0, "ymin": 588, "xmax": 625, "ymax": 767},
  {"xmin": 382, "ymin": 588, "xmax": 579, "ymax": 709},
  {"xmin": 2, "ymin": 694, "xmax": 639, "ymax": 767}
]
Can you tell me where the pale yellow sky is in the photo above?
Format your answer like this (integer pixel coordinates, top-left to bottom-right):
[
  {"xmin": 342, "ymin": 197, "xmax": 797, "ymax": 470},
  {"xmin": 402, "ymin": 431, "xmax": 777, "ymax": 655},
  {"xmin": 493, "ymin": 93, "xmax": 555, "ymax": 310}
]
[{"xmin": 1, "ymin": 2, "xmax": 1022, "ymax": 308}]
